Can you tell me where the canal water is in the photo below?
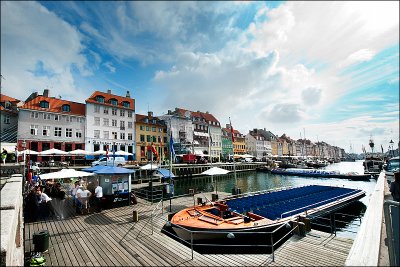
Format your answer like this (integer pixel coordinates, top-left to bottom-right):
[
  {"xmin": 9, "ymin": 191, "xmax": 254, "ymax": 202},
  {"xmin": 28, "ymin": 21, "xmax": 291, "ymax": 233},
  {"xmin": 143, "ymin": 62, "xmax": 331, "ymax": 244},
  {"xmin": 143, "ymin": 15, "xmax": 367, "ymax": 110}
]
[{"xmin": 173, "ymin": 160, "xmax": 376, "ymax": 239}]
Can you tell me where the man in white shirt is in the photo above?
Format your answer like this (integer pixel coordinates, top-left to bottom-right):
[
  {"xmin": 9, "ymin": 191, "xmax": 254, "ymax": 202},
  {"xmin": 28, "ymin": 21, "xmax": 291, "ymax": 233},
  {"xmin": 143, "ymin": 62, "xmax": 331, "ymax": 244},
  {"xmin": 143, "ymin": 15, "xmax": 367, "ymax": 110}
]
[
  {"xmin": 76, "ymin": 186, "xmax": 91, "ymax": 213},
  {"xmin": 94, "ymin": 182, "xmax": 103, "ymax": 212}
]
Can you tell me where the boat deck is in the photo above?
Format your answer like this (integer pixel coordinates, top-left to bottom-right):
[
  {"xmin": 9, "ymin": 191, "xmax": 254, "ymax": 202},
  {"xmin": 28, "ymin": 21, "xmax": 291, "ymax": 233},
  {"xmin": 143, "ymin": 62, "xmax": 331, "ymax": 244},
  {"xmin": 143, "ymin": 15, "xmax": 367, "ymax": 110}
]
[{"xmin": 24, "ymin": 192, "xmax": 354, "ymax": 266}]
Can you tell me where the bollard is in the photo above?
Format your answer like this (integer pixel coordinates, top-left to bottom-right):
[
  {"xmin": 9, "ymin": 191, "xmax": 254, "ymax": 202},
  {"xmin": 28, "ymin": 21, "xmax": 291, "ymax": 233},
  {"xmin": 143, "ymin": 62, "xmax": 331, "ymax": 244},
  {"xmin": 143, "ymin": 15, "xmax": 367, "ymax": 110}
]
[{"xmin": 132, "ymin": 210, "xmax": 139, "ymax": 222}]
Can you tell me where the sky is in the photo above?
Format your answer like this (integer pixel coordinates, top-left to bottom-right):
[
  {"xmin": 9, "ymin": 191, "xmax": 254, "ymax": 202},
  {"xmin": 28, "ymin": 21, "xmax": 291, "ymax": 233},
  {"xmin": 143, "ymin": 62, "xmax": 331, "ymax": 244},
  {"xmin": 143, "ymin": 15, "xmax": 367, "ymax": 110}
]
[{"xmin": 1, "ymin": 1, "xmax": 399, "ymax": 154}]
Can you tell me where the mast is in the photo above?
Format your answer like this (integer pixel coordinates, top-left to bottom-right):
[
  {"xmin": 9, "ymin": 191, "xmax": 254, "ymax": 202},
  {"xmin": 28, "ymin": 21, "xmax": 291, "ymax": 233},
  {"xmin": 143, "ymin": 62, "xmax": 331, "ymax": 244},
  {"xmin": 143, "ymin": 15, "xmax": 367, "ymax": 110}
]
[{"xmin": 369, "ymin": 135, "xmax": 375, "ymax": 153}]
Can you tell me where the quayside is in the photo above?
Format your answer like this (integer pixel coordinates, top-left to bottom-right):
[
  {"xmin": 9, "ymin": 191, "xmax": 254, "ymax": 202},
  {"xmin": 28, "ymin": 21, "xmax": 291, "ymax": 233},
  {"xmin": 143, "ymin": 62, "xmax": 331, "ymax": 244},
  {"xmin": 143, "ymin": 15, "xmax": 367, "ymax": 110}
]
[{"xmin": 165, "ymin": 185, "xmax": 365, "ymax": 253}]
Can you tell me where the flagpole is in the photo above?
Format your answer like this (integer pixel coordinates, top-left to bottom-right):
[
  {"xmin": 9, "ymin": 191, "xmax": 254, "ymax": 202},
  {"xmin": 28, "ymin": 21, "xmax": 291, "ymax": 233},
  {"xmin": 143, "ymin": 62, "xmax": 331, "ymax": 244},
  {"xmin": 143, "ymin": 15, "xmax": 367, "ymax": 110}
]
[{"xmin": 229, "ymin": 117, "xmax": 238, "ymax": 195}]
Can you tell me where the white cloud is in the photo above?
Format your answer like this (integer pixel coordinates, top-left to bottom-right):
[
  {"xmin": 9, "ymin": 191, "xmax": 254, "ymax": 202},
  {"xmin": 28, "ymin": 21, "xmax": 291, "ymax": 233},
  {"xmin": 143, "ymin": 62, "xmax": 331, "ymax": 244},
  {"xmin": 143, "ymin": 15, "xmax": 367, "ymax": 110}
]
[
  {"xmin": 340, "ymin": 48, "xmax": 376, "ymax": 68},
  {"xmin": 103, "ymin": 62, "xmax": 116, "ymax": 73},
  {"xmin": 0, "ymin": 1, "xmax": 89, "ymax": 101}
]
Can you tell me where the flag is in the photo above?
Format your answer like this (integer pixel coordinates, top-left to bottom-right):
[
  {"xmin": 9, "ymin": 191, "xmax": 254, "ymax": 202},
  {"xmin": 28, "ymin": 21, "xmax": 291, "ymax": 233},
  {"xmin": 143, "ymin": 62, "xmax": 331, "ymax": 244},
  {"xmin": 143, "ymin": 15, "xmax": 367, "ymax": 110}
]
[
  {"xmin": 106, "ymin": 144, "xmax": 109, "ymax": 159},
  {"xmin": 169, "ymin": 132, "xmax": 176, "ymax": 162}
]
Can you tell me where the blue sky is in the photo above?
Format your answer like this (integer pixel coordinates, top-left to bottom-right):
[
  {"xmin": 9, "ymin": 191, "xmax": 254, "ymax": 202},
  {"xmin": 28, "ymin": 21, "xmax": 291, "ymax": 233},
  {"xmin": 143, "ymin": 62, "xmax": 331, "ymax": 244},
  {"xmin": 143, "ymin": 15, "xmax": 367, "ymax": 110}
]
[{"xmin": 1, "ymin": 1, "xmax": 399, "ymax": 153}]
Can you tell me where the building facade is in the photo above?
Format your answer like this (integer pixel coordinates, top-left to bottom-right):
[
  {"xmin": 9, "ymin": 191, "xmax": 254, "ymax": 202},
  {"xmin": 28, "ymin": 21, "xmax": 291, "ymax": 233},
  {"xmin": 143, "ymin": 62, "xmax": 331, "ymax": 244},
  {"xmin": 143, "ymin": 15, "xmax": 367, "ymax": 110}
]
[
  {"xmin": 85, "ymin": 90, "xmax": 135, "ymax": 160},
  {"xmin": 17, "ymin": 89, "xmax": 86, "ymax": 161},
  {"xmin": 0, "ymin": 94, "xmax": 21, "ymax": 143},
  {"xmin": 135, "ymin": 112, "xmax": 167, "ymax": 163}
]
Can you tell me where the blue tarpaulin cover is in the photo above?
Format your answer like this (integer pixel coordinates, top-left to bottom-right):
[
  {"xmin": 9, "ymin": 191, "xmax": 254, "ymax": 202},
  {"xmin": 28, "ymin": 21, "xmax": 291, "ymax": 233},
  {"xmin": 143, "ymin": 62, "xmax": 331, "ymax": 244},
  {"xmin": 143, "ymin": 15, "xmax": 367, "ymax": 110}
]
[
  {"xmin": 82, "ymin": 165, "xmax": 135, "ymax": 174},
  {"xmin": 155, "ymin": 168, "xmax": 175, "ymax": 178}
]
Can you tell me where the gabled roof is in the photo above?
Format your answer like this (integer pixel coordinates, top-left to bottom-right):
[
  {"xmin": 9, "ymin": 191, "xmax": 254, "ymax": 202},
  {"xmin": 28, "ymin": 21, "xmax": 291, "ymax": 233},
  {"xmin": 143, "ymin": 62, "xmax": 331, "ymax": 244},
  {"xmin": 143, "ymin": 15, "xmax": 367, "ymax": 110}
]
[
  {"xmin": 174, "ymin": 107, "xmax": 220, "ymax": 125},
  {"xmin": 0, "ymin": 94, "xmax": 20, "ymax": 103},
  {"xmin": 20, "ymin": 96, "xmax": 85, "ymax": 116},
  {"xmin": 86, "ymin": 91, "xmax": 135, "ymax": 111},
  {"xmin": 135, "ymin": 113, "xmax": 165, "ymax": 126}
]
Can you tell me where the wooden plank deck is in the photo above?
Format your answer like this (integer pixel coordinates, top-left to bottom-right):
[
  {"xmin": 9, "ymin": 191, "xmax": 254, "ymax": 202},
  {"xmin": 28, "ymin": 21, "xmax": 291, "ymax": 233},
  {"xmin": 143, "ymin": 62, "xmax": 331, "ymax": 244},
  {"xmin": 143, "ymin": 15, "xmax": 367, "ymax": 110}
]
[{"xmin": 24, "ymin": 192, "xmax": 354, "ymax": 266}]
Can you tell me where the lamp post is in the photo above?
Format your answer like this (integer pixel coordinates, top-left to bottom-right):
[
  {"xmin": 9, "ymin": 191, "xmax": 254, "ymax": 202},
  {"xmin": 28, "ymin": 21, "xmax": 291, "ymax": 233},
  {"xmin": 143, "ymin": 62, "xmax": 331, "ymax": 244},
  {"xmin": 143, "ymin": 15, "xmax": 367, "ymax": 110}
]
[
  {"xmin": 22, "ymin": 140, "xmax": 26, "ymax": 178},
  {"xmin": 389, "ymin": 139, "xmax": 394, "ymax": 157}
]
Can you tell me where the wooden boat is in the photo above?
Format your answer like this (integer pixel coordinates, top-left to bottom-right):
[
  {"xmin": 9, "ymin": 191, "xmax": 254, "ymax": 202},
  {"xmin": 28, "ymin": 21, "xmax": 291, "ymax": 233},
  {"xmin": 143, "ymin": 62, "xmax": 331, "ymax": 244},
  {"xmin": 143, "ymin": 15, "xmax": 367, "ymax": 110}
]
[
  {"xmin": 168, "ymin": 185, "xmax": 365, "ymax": 243},
  {"xmin": 271, "ymin": 168, "xmax": 371, "ymax": 181}
]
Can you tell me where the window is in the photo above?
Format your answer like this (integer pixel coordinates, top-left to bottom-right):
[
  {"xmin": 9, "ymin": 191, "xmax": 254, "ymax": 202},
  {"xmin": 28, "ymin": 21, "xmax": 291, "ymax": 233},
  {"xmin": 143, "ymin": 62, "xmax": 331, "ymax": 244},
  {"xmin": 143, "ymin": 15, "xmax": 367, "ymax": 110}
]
[
  {"xmin": 120, "ymin": 121, "xmax": 125, "ymax": 130},
  {"xmin": 146, "ymin": 126, "xmax": 150, "ymax": 131},
  {"xmin": 66, "ymin": 128, "xmax": 72, "ymax": 138},
  {"xmin": 94, "ymin": 105, "xmax": 100, "ymax": 113},
  {"xmin": 43, "ymin": 113, "xmax": 50, "ymax": 120},
  {"xmin": 112, "ymin": 132, "xmax": 117, "ymax": 139},
  {"xmin": 146, "ymin": 135, "xmax": 151, "ymax": 142},
  {"xmin": 66, "ymin": 116, "xmax": 72, "ymax": 123},
  {"xmin": 95, "ymin": 95, "xmax": 105, "ymax": 103},
  {"xmin": 140, "ymin": 125, "xmax": 144, "ymax": 131},
  {"xmin": 112, "ymin": 108, "xmax": 117, "ymax": 115},
  {"xmin": 4, "ymin": 102, "xmax": 11, "ymax": 109},
  {"xmin": 94, "ymin": 130, "xmax": 100, "ymax": 139},
  {"xmin": 30, "ymin": 125, "xmax": 38, "ymax": 135},
  {"xmin": 120, "ymin": 110, "xmax": 125, "ymax": 117},
  {"xmin": 152, "ymin": 127, "xmax": 156, "ymax": 132},
  {"xmin": 128, "ymin": 121, "xmax": 133, "ymax": 129},
  {"xmin": 109, "ymin": 99, "xmax": 118, "ymax": 106},
  {"xmin": 40, "ymin": 101, "xmax": 49, "ymax": 108},
  {"xmin": 103, "ymin": 131, "xmax": 109, "ymax": 140},
  {"xmin": 128, "ymin": 133, "xmax": 133, "ymax": 140},
  {"xmin": 42, "ymin": 126, "xmax": 50, "ymax": 136},
  {"xmin": 31, "ymin": 112, "xmax": 39, "ymax": 119},
  {"xmin": 54, "ymin": 114, "xmax": 59, "ymax": 121},
  {"xmin": 112, "ymin": 119, "xmax": 117, "ymax": 127},
  {"xmin": 103, "ymin": 107, "xmax": 109, "ymax": 114},
  {"xmin": 94, "ymin": 117, "xmax": 100, "ymax": 126},
  {"xmin": 128, "ymin": 111, "xmax": 132, "ymax": 117},
  {"xmin": 120, "ymin": 132, "xmax": 125, "ymax": 140},
  {"xmin": 76, "ymin": 130, "xmax": 82, "ymax": 138},
  {"xmin": 123, "ymin": 101, "xmax": 130, "ymax": 108},
  {"xmin": 103, "ymin": 118, "xmax": 109, "ymax": 126},
  {"xmin": 4, "ymin": 116, "xmax": 10, "ymax": 124},
  {"xmin": 140, "ymin": 135, "xmax": 145, "ymax": 142},
  {"xmin": 163, "ymin": 137, "xmax": 167, "ymax": 143},
  {"xmin": 55, "ymin": 127, "xmax": 62, "ymax": 137},
  {"xmin": 152, "ymin": 136, "xmax": 156, "ymax": 142},
  {"xmin": 159, "ymin": 128, "xmax": 163, "ymax": 132},
  {"xmin": 78, "ymin": 117, "xmax": 84, "ymax": 123},
  {"xmin": 62, "ymin": 104, "xmax": 71, "ymax": 112}
]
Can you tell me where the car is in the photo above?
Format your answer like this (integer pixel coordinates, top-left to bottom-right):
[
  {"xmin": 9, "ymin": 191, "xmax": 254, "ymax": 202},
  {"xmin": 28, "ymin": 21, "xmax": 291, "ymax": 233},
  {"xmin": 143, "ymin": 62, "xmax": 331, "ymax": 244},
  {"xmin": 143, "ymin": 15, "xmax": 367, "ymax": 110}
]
[
  {"xmin": 384, "ymin": 156, "xmax": 399, "ymax": 183},
  {"xmin": 91, "ymin": 156, "xmax": 126, "ymax": 167}
]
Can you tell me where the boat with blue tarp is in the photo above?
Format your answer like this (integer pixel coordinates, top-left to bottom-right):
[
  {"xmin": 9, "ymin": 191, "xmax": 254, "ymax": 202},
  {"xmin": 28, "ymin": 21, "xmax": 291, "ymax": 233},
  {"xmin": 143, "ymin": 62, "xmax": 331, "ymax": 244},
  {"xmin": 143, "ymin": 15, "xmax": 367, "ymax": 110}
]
[
  {"xmin": 168, "ymin": 185, "xmax": 365, "ymax": 244},
  {"xmin": 271, "ymin": 168, "xmax": 371, "ymax": 181}
]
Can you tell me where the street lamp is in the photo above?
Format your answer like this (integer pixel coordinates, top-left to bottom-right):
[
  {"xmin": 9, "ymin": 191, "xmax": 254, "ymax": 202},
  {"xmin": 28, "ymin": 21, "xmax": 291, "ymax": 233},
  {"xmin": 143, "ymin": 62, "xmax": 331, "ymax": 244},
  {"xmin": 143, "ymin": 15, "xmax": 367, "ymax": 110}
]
[{"xmin": 389, "ymin": 139, "xmax": 394, "ymax": 157}]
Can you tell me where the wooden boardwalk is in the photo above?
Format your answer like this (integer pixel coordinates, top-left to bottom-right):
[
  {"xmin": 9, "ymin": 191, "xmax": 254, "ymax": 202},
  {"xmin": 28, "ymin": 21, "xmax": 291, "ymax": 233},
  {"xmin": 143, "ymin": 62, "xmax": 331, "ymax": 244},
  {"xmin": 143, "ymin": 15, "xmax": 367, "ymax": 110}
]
[{"xmin": 24, "ymin": 193, "xmax": 354, "ymax": 266}]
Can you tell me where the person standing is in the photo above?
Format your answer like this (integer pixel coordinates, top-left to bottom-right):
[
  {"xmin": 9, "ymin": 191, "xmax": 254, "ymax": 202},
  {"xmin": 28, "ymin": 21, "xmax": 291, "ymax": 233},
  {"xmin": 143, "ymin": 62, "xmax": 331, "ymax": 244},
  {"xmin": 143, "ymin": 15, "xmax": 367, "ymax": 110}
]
[
  {"xmin": 390, "ymin": 172, "xmax": 400, "ymax": 202},
  {"xmin": 1, "ymin": 148, "xmax": 7, "ymax": 164},
  {"xmin": 94, "ymin": 182, "xmax": 103, "ymax": 212}
]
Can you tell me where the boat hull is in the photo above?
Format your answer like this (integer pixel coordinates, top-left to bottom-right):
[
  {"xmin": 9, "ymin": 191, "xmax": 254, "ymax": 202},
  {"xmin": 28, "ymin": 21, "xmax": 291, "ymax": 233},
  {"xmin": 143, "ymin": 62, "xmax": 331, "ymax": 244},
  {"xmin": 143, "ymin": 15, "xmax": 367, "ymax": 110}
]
[{"xmin": 271, "ymin": 169, "xmax": 371, "ymax": 181}]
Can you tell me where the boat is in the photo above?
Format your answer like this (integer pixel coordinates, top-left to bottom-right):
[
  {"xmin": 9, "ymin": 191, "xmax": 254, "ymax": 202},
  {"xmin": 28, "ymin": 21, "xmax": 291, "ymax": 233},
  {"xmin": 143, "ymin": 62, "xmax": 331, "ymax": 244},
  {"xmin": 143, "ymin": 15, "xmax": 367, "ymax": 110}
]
[
  {"xmin": 270, "ymin": 168, "xmax": 371, "ymax": 181},
  {"xmin": 168, "ymin": 185, "xmax": 365, "ymax": 243},
  {"xmin": 363, "ymin": 137, "xmax": 384, "ymax": 177}
]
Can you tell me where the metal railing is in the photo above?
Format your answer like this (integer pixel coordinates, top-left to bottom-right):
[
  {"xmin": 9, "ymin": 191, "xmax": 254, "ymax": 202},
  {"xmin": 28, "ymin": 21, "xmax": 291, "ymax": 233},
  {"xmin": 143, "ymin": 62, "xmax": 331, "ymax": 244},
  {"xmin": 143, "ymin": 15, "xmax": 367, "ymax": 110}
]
[
  {"xmin": 384, "ymin": 200, "xmax": 399, "ymax": 267},
  {"xmin": 163, "ymin": 218, "xmax": 298, "ymax": 262}
]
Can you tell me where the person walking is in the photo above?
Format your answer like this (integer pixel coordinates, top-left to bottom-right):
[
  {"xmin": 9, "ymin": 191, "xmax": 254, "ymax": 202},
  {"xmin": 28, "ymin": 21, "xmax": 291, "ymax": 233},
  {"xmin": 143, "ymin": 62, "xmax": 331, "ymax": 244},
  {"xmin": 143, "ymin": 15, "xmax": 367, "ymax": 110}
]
[
  {"xmin": 94, "ymin": 182, "xmax": 103, "ymax": 212},
  {"xmin": 390, "ymin": 172, "xmax": 400, "ymax": 202}
]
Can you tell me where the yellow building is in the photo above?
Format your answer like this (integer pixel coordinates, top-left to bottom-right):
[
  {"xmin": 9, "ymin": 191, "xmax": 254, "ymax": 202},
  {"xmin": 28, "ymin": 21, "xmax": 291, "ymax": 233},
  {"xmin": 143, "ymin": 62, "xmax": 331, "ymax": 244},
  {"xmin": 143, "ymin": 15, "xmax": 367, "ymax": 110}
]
[
  {"xmin": 135, "ymin": 112, "xmax": 167, "ymax": 163},
  {"xmin": 233, "ymin": 130, "xmax": 246, "ymax": 155}
]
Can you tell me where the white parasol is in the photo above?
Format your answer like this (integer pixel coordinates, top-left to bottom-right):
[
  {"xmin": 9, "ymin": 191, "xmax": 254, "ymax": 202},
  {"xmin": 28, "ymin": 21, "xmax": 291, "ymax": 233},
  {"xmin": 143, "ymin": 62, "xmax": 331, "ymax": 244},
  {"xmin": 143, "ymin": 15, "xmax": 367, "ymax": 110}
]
[
  {"xmin": 201, "ymin": 167, "xmax": 230, "ymax": 194},
  {"xmin": 39, "ymin": 168, "xmax": 94, "ymax": 180},
  {"xmin": 39, "ymin": 148, "xmax": 67, "ymax": 156}
]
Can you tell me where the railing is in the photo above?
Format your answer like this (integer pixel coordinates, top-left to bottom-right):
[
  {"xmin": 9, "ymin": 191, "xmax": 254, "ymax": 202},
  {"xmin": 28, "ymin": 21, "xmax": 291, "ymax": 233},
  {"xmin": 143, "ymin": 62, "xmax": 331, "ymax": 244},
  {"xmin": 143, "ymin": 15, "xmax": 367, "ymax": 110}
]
[
  {"xmin": 163, "ymin": 218, "xmax": 298, "ymax": 262},
  {"xmin": 383, "ymin": 200, "xmax": 399, "ymax": 266}
]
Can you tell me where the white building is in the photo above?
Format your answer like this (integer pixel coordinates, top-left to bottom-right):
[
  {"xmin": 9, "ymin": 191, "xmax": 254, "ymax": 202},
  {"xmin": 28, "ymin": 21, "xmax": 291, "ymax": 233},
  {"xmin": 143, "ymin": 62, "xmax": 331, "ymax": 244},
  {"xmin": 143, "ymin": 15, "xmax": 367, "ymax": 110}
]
[{"xmin": 85, "ymin": 90, "xmax": 135, "ymax": 159}]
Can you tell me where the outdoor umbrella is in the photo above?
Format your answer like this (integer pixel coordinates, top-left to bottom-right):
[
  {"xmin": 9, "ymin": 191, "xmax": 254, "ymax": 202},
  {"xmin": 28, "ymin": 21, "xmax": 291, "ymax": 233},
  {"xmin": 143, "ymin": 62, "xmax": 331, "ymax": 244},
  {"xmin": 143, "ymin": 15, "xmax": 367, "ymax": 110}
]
[
  {"xmin": 39, "ymin": 168, "xmax": 94, "ymax": 180},
  {"xmin": 152, "ymin": 168, "xmax": 175, "ymax": 179},
  {"xmin": 68, "ymin": 149, "xmax": 90, "ymax": 155},
  {"xmin": 114, "ymin": 150, "xmax": 133, "ymax": 156},
  {"xmin": 92, "ymin": 149, "xmax": 107, "ymax": 156},
  {"xmin": 19, "ymin": 149, "xmax": 39, "ymax": 155},
  {"xmin": 201, "ymin": 167, "xmax": 230, "ymax": 194},
  {"xmin": 39, "ymin": 148, "xmax": 67, "ymax": 156},
  {"xmin": 139, "ymin": 163, "xmax": 159, "ymax": 170}
]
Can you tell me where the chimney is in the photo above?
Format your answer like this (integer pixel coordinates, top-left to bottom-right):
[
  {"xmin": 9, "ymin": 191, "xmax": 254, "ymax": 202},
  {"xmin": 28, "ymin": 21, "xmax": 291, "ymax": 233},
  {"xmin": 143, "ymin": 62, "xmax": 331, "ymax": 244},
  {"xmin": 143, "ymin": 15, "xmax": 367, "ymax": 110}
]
[
  {"xmin": 126, "ymin": 90, "xmax": 130, "ymax": 98},
  {"xmin": 226, "ymin": 124, "xmax": 230, "ymax": 129},
  {"xmin": 148, "ymin": 111, "xmax": 153, "ymax": 118},
  {"xmin": 264, "ymin": 128, "xmax": 266, "ymax": 131},
  {"xmin": 107, "ymin": 89, "xmax": 111, "ymax": 94},
  {"xmin": 43, "ymin": 89, "xmax": 49, "ymax": 97},
  {"xmin": 167, "ymin": 110, "xmax": 172, "ymax": 115}
]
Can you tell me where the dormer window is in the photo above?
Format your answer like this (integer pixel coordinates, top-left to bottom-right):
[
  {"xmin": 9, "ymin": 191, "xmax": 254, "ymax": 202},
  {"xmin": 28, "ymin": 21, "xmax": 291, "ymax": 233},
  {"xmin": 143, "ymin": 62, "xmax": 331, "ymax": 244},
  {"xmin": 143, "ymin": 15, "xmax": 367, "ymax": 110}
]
[
  {"xmin": 109, "ymin": 98, "xmax": 118, "ymax": 106},
  {"xmin": 62, "ymin": 104, "xmax": 71, "ymax": 112},
  {"xmin": 122, "ymin": 101, "xmax": 130, "ymax": 108},
  {"xmin": 40, "ymin": 100, "xmax": 49, "ymax": 108},
  {"xmin": 4, "ymin": 102, "xmax": 11, "ymax": 109},
  {"xmin": 95, "ymin": 95, "xmax": 105, "ymax": 103}
]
